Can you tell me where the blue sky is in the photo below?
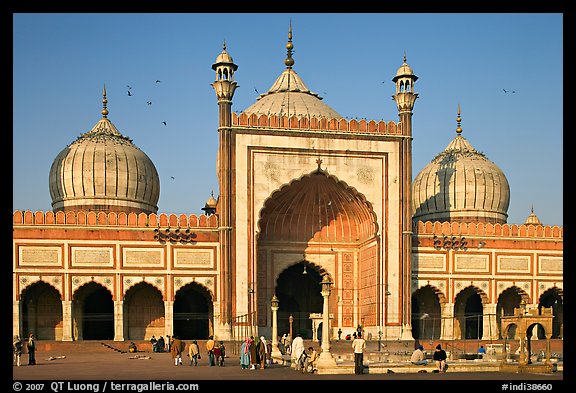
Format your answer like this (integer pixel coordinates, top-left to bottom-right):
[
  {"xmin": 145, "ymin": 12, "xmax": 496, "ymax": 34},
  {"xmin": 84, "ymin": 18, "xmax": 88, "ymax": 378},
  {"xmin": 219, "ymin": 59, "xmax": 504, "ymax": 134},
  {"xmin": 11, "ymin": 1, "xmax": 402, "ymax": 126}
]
[{"xmin": 12, "ymin": 13, "xmax": 563, "ymax": 226}]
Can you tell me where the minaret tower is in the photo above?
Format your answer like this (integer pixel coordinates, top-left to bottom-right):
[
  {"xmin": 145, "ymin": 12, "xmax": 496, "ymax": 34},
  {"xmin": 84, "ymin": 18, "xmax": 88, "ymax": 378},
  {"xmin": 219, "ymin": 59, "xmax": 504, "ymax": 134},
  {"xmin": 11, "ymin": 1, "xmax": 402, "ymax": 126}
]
[
  {"xmin": 211, "ymin": 42, "xmax": 238, "ymax": 338},
  {"xmin": 392, "ymin": 53, "xmax": 418, "ymax": 340}
]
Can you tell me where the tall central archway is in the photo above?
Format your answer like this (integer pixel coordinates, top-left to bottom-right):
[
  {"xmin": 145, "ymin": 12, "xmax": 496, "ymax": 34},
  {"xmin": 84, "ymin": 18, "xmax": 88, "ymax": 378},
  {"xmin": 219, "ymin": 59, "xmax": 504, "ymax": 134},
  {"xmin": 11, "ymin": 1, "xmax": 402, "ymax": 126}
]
[{"xmin": 257, "ymin": 168, "xmax": 379, "ymax": 333}]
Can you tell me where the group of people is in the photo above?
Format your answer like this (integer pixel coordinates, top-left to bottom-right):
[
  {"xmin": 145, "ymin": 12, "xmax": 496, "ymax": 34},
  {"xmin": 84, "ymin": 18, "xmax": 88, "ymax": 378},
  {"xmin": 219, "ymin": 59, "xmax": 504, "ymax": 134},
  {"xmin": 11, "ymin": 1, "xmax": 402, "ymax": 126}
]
[
  {"xmin": 168, "ymin": 335, "xmax": 226, "ymax": 367},
  {"xmin": 239, "ymin": 336, "xmax": 272, "ymax": 370},
  {"xmin": 149, "ymin": 335, "xmax": 167, "ymax": 352},
  {"xmin": 12, "ymin": 333, "xmax": 36, "ymax": 367},
  {"xmin": 410, "ymin": 343, "xmax": 448, "ymax": 372}
]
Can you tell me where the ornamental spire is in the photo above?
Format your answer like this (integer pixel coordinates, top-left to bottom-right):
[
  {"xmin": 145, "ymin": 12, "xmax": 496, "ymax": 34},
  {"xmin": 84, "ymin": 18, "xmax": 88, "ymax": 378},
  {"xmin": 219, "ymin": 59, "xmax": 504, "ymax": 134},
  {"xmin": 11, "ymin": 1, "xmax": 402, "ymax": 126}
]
[
  {"xmin": 101, "ymin": 84, "xmax": 109, "ymax": 118},
  {"xmin": 456, "ymin": 104, "xmax": 462, "ymax": 134},
  {"xmin": 284, "ymin": 21, "xmax": 294, "ymax": 69}
]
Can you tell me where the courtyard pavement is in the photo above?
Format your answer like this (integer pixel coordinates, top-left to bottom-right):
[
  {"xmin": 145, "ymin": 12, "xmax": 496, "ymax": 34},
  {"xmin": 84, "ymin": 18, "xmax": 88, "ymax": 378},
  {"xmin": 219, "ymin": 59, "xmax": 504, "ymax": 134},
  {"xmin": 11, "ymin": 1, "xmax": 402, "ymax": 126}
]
[{"xmin": 12, "ymin": 341, "xmax": 567, "ymax": 391}]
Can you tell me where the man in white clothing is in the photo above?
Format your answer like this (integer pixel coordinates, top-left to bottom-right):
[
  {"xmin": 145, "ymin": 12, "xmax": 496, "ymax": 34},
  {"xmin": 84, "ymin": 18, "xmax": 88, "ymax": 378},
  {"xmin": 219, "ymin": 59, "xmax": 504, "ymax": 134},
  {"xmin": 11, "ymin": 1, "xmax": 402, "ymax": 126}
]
[
  {"xmin": 291, "ymin": 334, "xmax": 305, "ymax": 370},
  {"xmin": 351, "ymin": 332, "xmax": 366, "ymax": 374}
]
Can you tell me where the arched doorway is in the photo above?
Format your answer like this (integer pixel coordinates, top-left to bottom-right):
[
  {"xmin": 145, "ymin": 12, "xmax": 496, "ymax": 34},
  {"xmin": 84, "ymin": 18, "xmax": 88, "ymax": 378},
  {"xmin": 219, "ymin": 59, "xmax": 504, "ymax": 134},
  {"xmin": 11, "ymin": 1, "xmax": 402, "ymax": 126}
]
[
  {"xmin": 20, "ymin": 281, "xmax": 62, "ymax": 340},
  {"xmin": 257, "ymin": 168, "xmax": 378, "ymax": 335},
  {"xmin": 276, "ymin": 262, "xmax": 323, "ymax": 339},
  {"xmin": 73, "ymin": 282, "xmax": 114, "ymax": 340},
  {"xmin": 124, "ymin": 282, "xmax": 165, "ymax": 340},
  {"xmin": 411, "ymin": 285, "xmax": 442, "ymax": 340},
  {"xmin": 496, "ymin": 286, "xmax": 527, "ymax": 339},
  {"xmin": 454, "ymin": 286, "xmax": 484, "ymax": 339},
  {"xmin": 173, "ymin": 282, "xmax": 213, "ymax": 339},
  {"xmin": 539, "ymin": 287, "xmax": 563, "ymax": 338}
]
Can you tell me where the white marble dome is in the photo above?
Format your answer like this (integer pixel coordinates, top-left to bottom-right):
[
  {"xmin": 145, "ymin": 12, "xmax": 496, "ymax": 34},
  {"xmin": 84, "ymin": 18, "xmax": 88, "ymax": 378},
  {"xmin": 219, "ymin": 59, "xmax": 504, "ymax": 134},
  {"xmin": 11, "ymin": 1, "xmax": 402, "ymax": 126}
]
[
  {"xmin": 412, "ymin": 129, "xmax": 510, "ymax": 224},
  {"xmin": 49, "ymin": 94, "xmax": 160, "ymax": 214}
]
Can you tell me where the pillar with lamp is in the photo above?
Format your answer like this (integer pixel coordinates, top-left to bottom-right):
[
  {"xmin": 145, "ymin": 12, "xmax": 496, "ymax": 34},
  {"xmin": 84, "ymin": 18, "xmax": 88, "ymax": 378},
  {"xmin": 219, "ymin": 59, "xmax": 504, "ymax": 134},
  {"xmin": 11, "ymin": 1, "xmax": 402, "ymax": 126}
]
[
  {"xmin": 270, "ymin": 294, "xmax": 282, "ymax": 359},
  {"xmin": 315, "ymin": 274, "xmax": 337, "ymax": 373}
]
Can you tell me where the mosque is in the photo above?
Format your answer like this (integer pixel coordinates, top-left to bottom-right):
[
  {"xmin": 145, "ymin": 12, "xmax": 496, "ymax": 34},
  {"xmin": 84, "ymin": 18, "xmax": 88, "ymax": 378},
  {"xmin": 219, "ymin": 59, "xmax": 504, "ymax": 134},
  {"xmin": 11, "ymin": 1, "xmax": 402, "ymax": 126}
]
[{"xmin": 12, "ymin": 27, "xmax": 563, "ymax": 346}]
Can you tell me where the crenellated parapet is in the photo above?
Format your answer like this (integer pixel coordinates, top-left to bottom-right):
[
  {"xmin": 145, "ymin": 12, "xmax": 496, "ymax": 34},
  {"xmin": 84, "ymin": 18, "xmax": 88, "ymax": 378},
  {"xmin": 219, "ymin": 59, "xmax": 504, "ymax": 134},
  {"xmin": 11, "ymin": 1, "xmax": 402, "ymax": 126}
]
[
  {"xmin": 232, "ymin": 112, "xmax": 401, "ymax": 134},
  {"xmin": 413, "ymin": 220, "xmax": 563, "ymax": 239},
  {"xmin": 13, "ymin": 210, "xmax": 219, "ymax": 228}
]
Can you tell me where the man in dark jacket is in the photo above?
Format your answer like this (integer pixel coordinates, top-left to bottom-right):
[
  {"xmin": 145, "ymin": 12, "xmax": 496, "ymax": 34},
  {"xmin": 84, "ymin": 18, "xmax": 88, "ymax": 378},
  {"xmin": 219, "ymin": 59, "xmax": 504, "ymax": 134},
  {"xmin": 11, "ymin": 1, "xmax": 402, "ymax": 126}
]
[{"xmin": 433, "ymin": 344, "xmax": 447, "ymax": 372}]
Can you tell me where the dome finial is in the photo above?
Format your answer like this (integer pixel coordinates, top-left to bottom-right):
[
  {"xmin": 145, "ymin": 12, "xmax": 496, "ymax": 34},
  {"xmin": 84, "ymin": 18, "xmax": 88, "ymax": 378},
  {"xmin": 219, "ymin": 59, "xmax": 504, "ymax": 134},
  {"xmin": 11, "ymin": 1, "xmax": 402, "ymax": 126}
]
[
  {"xmin": 102, "ymin": 84, "xmax": 109, "ymax": 118},
  {"xmin": 403, "ymin": 51, "xmax": 407, "ymax": 63},
  {"xmin": 284, "ymin": 20, "xmax": 295, "ymax": 69},
  {"xmin": 456, "ymin": 103, "xmax": 462, "ymax": 134},
  {"xmin": 222, "ymin": 40, "xmax": 226, "ymax": 51}
]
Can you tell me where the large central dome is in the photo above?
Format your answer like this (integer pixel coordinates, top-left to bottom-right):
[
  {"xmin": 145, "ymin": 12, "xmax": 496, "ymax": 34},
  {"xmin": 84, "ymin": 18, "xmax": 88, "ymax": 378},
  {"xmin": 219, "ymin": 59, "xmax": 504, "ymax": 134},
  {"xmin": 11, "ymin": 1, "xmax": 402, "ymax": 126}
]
[{"xmin": 243, "ymin": 25, "xmax": 342, "ymax": 120}]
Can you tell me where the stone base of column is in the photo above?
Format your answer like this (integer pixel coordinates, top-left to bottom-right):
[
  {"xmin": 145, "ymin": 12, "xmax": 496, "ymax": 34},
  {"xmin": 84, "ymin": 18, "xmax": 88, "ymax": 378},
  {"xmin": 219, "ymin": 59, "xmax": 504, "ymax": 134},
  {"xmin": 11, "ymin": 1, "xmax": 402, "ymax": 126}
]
[
  {"xmin": 400, "ymin": 323, "xmax": 414, "ymax": 340},
  {"xmin": 316, "ymin": 351, "xmax": 338, "ymax": 374}
]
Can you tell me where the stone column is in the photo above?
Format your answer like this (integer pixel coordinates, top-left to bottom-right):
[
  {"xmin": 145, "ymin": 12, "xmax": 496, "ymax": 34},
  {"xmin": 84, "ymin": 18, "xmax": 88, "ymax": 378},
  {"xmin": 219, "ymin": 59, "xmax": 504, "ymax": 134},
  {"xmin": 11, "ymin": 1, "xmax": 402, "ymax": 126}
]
[
  {"xmin": 164, "ymin": 300, "xmax": 174, "ymax": 338},
  {"xmin": 482, "ymin": 303, "xmax": 498, "ymax": 340},
  {"xmin": 113, "ymin": 300, "xmax": 124, "ymax": 341},
  {"xmin": 440, "ymin": 303, "xmax": 454, "ymax": 340},
  {"xmin": 61, "ymin": 300, "xmax": 73, "ymax": 341},
  {"xmin": 13, "ymin": 300, "xmax": 21, "ymax": 339}
]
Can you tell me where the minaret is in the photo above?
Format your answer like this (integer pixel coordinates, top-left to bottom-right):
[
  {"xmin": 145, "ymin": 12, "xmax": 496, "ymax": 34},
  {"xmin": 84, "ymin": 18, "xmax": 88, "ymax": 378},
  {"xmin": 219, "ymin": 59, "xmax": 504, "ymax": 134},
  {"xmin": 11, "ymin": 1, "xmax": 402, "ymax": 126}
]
[
  {"xmin": 392, "ymin": 54, "xmax": 418, "ymax": 340},
  {"xmin": 211, "ymin": 42, "xmax": 238, "ymax": 337}
]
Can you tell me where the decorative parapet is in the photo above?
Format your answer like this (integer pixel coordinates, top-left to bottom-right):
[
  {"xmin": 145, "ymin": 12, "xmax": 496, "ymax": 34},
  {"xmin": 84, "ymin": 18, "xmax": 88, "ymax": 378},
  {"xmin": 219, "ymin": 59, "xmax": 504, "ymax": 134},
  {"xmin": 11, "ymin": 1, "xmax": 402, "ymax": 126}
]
[
  {"xmin": 232, "ymin": 112, "xmax": 401, "ymax": 134},
  {"xmin": 412, "ymin": 220, "xmax": 563, "ymax": 239},
  {"xmin": 13, "ymin": 210, "xmax": 219, "ymax": 229}
]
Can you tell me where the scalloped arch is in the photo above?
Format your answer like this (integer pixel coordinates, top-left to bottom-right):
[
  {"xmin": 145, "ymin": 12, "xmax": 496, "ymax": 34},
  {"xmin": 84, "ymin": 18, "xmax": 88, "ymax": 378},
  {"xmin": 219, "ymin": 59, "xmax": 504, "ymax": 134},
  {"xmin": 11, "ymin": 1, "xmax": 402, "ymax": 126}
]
[{"xmin": 258, "ymin": 169, "xmax": 378, "ymax": 243}]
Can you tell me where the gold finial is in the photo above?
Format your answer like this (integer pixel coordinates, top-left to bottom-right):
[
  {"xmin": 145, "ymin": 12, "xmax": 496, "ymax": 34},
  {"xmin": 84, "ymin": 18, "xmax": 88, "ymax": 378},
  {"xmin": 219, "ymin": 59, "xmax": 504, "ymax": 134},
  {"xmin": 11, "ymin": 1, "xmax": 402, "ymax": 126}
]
[
  {"xmin": 284, "ymin": 21, "xmax": 294, "ymax": 69},
  {"xmin": 456, "ymin": 103, "xmax": 462, "ymax": 134},
  {"xmin": 102, "ymin": 84, "xmax": 109, "ymax": 118},
  {"xmin": 223, "ymin": 40, "xmax": 226, "ymax": 51},
  {"xmin": 403, "ymin": 51, "xmax": 407, "ymax": 63}
]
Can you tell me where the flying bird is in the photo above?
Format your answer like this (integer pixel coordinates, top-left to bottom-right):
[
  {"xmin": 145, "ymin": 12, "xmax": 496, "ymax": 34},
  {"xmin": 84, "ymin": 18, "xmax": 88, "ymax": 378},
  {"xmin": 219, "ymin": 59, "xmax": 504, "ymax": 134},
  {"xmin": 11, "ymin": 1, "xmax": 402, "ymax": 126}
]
[
  {"xmin": 127, "ymin": 85, "xmax": 132, "ymax": 90},
  {"xmin": 147, "ymin": 101, "xmax": 152, "ymax": 105},
  {"xmin": 254, "ymin": 87, "xmax": 259, "ymax": 94},
  {"xmin": 162, "ymin": 121, "xmax": 167, "ymax": 126},
  {"xmin": 127, "ymin": 90, "xmax": 132, "ymax": 96},
  {"xmin": 170, "ymin": 176, "xmax": 175, "ymax": 180},
  {"xmin": 156, "ymin": 80, "xmax": 161, "ymax": 83},
  {"xmin": 503, "ymin": 89, "xmax": 517, "ymax": 94}
]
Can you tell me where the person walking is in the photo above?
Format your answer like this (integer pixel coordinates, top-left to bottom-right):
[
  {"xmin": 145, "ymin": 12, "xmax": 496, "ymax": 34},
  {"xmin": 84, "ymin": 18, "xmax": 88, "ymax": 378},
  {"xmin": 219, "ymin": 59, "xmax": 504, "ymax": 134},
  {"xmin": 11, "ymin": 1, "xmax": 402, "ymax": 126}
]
[
  {"xmin": 291, "ymin": 333, "xmax": 305, "ymax": 370},
  {"xmin": 26, "ymin": 333, "xmax": 36, "ymax": 365},
  {"xmin": 257, "ymin": 336, "xmax": 267, "ymax": 369},
  {"xmin": 249, "ymin": 336, "xmax": 259, "ymax": 370},
  {"xmin": 218, "ymin": 341, "xmax": 226, "ymax": 366},
  {"xmin": 433, "ymin": 344, "xmax": 448, "ymax": 372},
  {"xmin": 13, "ymin": 335, "xmax": 23, "ymax": 366},
  {"xmin": 188, "ymin": 340, "xmax": 200, "ymax": 366},
  {"xmin": 205, "ymin": 335, "xmax": 215, "ymax": 366},
  {"xmin": 240, "ymin": 337, "xmax": 252, "ymax": 369},
  {"xmin": 351, "ymin": 331, "xmax": 366, "ymax": 374},
  {"xmin": 170, "ymin": 336, "xmax": 183, "ymax": 366}
]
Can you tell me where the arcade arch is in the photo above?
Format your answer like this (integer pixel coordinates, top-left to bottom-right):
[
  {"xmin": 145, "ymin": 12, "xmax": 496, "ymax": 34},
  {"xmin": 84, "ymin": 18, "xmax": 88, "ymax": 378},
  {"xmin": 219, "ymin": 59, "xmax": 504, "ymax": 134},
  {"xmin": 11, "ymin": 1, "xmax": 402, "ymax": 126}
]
[
  {"xmin": 454, "ymin": 285, "xmax": 488, "ymax": 339},
  {"xmin": 72, "ymin": 281, "xmax": 114, "ymax": 340},
  {"xmin": 496, "ymin": 286, "xmax": 529, "ymax": 339},
  {"xmin": 411, "ymin": 285, "xmax": 443, "ymax": 340},
  {"xmin": 20, "ymin": 281, "xmax": 63, "ymax": 340},
  {"xmin": 173, "ymin": 282, "xmax": 213, "ymax": 339},
  {"xmin": 538, "ymin": 287, "xmax": 563, "ymax": 338},
  {"xmin": 123, "ymin": 282, "xmax": 165, "ymax": 340}
]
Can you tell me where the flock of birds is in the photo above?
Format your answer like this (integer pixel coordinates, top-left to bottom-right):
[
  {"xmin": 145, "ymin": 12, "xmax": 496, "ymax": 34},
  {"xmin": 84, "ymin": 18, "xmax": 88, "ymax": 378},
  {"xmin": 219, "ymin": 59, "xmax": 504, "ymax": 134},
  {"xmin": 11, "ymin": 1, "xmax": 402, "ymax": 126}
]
[{"xmin": 126, "ymin": 80, "xmax": 167, "ymax": 126}]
